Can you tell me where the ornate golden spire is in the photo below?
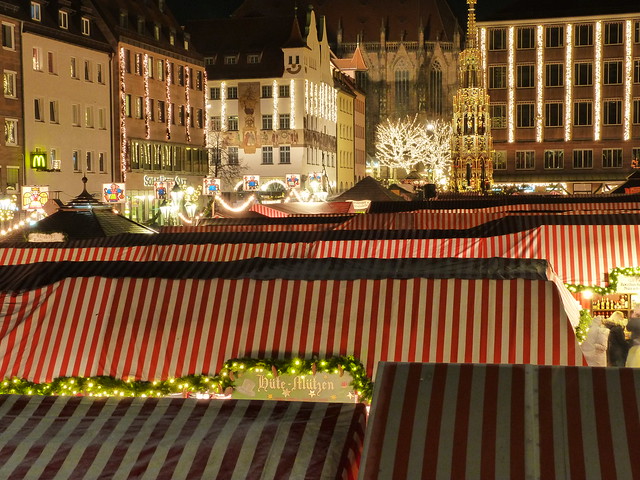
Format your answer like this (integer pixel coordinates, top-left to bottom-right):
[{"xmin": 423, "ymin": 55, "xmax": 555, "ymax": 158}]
[{"xmin": 466, "ymin": 0, "xmax": 478, "ymax": 49}]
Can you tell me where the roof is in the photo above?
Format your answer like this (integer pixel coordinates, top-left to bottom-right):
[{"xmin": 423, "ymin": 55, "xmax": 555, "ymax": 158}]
[
  {"xmin": 332, "ymin": 45, "xmax": 368, "ymax": 71},
  {"xmin": 611, "ymin": 170, "xmax": 640, "ymax": 194},
  {"xmin": 251, "ymin": 201, "xmax": 356, "ymax": 217},
  {"xmin": 480, "ymin": 0, "xmax": 640, "ymax": 22},
  {"xmin": 334, "ymin": 176, "xmax": 407, "ymax": 202}
]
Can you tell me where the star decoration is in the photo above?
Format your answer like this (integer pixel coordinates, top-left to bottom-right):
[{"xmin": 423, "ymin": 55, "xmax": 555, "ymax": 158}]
[
  {"xmin": 281, "ymin": 389, "xmax": 291, "ymax": 398},
  {"xmin": 347, "ymin": 392, "xmax": 354, "ymax": 399},
  {"xmin": 308, "ymin": 390, "xmax": 316, "ymax": 397}
]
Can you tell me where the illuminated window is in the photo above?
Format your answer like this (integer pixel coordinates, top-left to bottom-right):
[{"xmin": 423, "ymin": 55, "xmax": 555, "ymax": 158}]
[
  {"xmin": 516, "ymin": 103, "xmax": 535, "ymax": 127},
  {"xmin": 86, "ymin": 151, "xmax": 93, "ymax": 172},
  {"xmin": 134, "ymin": 53, "xmax": 142, "ymax": 75},
  {"xmin": 209, "ymin": 87, "xmax": 220, "ymax": 100},
  {"xmin": 488, "ymin": 65, "xmax": 506, "ymax": 88},
  {"xmin": 574, "ymin": 24, "xmax": 593, "ymax": 46},
  {"xmin": 72, "ymin": 150, "xmax": 80, "ymax": 171},
  {"xmin": 489, "ymin": 28, "xmax": 506, "ymax": 50},
  {"xmin": 70, "ymin": 57, "xmax": 78, "ymax": 78},
  {"xmin": 227, "ymin": 86, "xmax": 237, "ymax": 99},
  {"xmin": 492, "ymin": 150, "xmax": 507, "ymax": 170},
  {"xmin": 3, "ymin": 70, "xmax": 16, "ymax": 97},
  {"xmin": 153, "ymin": 24, "xmax": 160, "ymax": 41},
  {"xmin": 224, "ymin": 55, "xmax": 237, "ymax": 65},
  {"xmin": 158, "ymin": 101, "xmax": 165, "ymax": 123},
  {"xmin": 261, "ymin": 114, "xmax": 272, "ymax": 130},
  {"xmin": 58, "ymin": 10, "xmax": 68, "ymax": 29},
  {"xmin": 135, "ymin": 96, "xmax": 143, "ymax": 119},
  {"xmin": 261, "ymin": 85, "xmax": 272, "ymax": 98},
  {"xmin": 119, "ymin": 10, "xmax": 128, "ymax": 28},
  {"xmin": 85, "ymin": 106, "xmax": 94, "ymax": 128},
  {"xmin": 2, "ymin": 23, "xmax": 15, "ymax": 49},
  {"xmin": 262, "ymin": 146, "xmax": 273, "ymax": 164},
  {"xmin": 6, "ymin": 166, "xmax": 18, "ymax": 189},
  {"xmin": 227, "ymin": 115, "xmax": 238, "ymax": 131},
  {"xmin": 604, "ymin": 22, "xmax": 623, "ymax": 45},
  {"xmin": 81, "ymin": 17, "xmax": 90, "ymax": 35},
  {"xmin": 169, "ymin": 30, "xmax": 175, "ymax": 45},
  {"xmin": 573, "ymin": 101, "xmax": 592, "ymax": 126},
  {"xmin": 604, "ymin": 61, "xmax": 622, "ymax": 84},
  {"xmin": 602, "ymin": 148, "xmax": 623, "ymax": 168},
  {"xmin": 279, "ymin": 113, "xmax": 290, "ymax": 130},
  {"xmin": 545, "ymin": 102, "xmax": 563, "ymax": 127},
  {"xmin": 603, "ymin": 99, "xmax": 622, "ymax": 125},
  {"xmin": 490, "ymin": 104, "xmax": 507, "ymax": 128},
  {"xmin": 32, "ymin": 47, "xmax": 43, "ymax": 71},
  {"xmin": 517, "ymin": 27, "xmax": 535, "ymax": 49},
  {"xmin": 545, "ymin": 63, "xmax": 563, "ymax": 87},
  {"xmin": 545, "ymin": 26, "xmax": 564, "ymax": 47},
  {"xmin": 279, "ymin": 145, "xmax": 291, "ymax": 164},
  {"xmin": 125, "ymin": 95, "xmax": 131, "ymax": 118},
  {"xmin": 515, "ymin": 151, "xmax": 535, "ymax": 169},
  {"xmin": 544, "ymin": 150, "xmax": 564, "ymax": 169},
  {"xmin": 574, "ymin": 62, "xmax": 592, "ymax": 86},
  {"xmin": 573, "ymin": 150, "xmax": 593, "ymax": 168},
  {"xmin": 210, "ymin": 116, "xmax": 221, "ymax": 130},
  {"xmin": 228, "ymin": 146, "xmax": 238, "ymax": 164},
  {"xmin": 97, "ymin": 63, "xmax": 104, "ymax": 83},
  {"xmin": 30, "ymin": 2, "xmax": 41, "ymax": 21},
  {"xmin": 178, "ymin": 105, "xmax": 185, "ymax": 125},
  {"xmin": 247, "ymin": 54, "xmax": 260, "ymax": 64},
  {"xmin": 517, "ymin": 65, "xmax": 535, "ymax": 88}
]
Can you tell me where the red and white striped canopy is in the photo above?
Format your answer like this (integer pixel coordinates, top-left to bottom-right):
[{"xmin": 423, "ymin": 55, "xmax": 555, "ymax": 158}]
[
  {"xmin": 0, "ymin": 395, "xmax": 366, "ymax": 480},
  {"xmin": 360, "ymin": 363, "xmax": 640, "ymax": 479}
]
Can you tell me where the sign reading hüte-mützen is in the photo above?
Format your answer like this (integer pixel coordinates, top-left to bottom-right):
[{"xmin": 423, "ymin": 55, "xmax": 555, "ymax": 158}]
[{"xmin": 231, "ymin": 370, "xmax": 357, "ymax": 403}]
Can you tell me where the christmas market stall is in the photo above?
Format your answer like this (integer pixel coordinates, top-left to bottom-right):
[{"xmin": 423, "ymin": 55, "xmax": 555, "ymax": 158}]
[{"xmin": 359, "ymin": 362, "xmax": 640, "ymax": 479}]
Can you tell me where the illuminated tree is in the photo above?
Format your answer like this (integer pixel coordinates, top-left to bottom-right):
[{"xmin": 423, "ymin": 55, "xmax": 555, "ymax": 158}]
[
  {"xmin": 207, "ymin": 130, "xmax": 247, "ymax": 189},
  {"xmin": 423, "ymin": 119, "xmax": 453, "ymax": 186},
  {"xmin": 375, "ymin": 115, "xmax": 430, "ymax": 174}
]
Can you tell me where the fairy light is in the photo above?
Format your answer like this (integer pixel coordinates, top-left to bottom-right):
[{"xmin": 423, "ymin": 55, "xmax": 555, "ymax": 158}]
[
  {"xmin": 203, "ymin": 70, "xmax": 209, "ymax": 150},
  {"xmin": 304, "ymin": 79, "xmax": 309, "ymax": 114},
  {"xmin": 185, "ymin": 66, "xmax": 191, "ymax": 142},
  {"xmin": 623, "ymin": 19, "xmax": 632, "ymax": 141},
  {"xmin": 220, "ymin": 81, "xmax": 227, "ymax": 131},
  {"xmin": 260, "ymin": 179, "xmax": 288, "ymax": 190},
  {"xmin": 272, "ymin": 80, "xmax": 278, "ymax": 130},
  {"xmin": 143, "ymin": 53, "xmax": 151, "ymax": 139},
  {"xmin": 564, "ymin": 23, "xmax": 573, "ymax": 142},
  {"xmin": 507, "ymin": 26, "xmax": 515, "ymax": 143},
  {"xmin": 290, "ymin": 79, "xmax": 296, "ymax": 129},
  {"xmin": 594, "ymin": 21, "xmax": 602, "ymax": 141},
  {"xmin": 119, "ymin": 47, "xmax": 128, "ymax": 180},
  {"xmin": 332, "ymin": 87, "xmax": 337, "ymax": 123},
  {"xmin": 536, "ymin": 25, "xmax": 544, "ymax": 142},
  {"xmin": 314, "ymin": 82, "xmax": 319, "ymax": 117},
  {"xmin": 479, "ymin": 27, "xmax": 487, "ymax": 86},
  {"xmin": 215, "ymin": 194, "xmax": 257, "ymax": 212},
  {"xmin": 165, "ymin": 59, "xmax": 172, "ymax": 140}
]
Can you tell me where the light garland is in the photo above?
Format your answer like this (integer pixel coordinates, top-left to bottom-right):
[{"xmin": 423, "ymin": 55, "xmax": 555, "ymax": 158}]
[
  {"xmin": 203, "ymin": 70, "xmax": 209, "ymax": 153},
  {"xmin": 314, "ymin": 82, "xmax": 319, "ymax": 117},
  {"xmin": 165, "ymin": 59, "xmax": 172, "ymax": 140},
  {"xmin": 594, "ymin": 21, "xmax": 602, "ymax": 141},
  {"xmin": 565, "ymin": 266, "xmax": 640, "ymax": 295},
  {"xmin": 260, "ymin": 179, "xmax": 288, "ymax": 191},
  {"xmin": 185, "ymin": 66, "xmax": 191, "ymax": 142},
  {"xmin": 623, "ymin": 19, "xmax": 632, "ymax": 141},
  {"xmin": 0, "ymin": 356, "xmax": 373, "ymax": 403},
  {"xmin": 564, "ymin": 23, "xmax": 573, "ymax": 142},
  {"xmin": 119, "ymin": 47, "xmax": 128, "ymax": 181},
  {"xmin": 290, "ymin": 79, "xmax": 296, "ymax": 129},
  {"xmin": 215, "ymin": 194, "xmax": 257, "ymax": 212},
  {"xmin": 0, "ymin": 196, "xmax": 17, "ymax": 222},
  {"xmin": 272, "ymin": 79, "xmax": 278, "ymax": 130},
  {"xmin": 304, "ymin": 79, "xmax": 309, "ymax": 114},
  {"xmin": 507, "ymin": 26, "xmax": 515, "ymax": 143},
  {"xmin": 143, "ymin": 53, "xmax": 151, "ymax": 139},
  {"xmin": 480, "ymin": 27, "xmax": 487, "ymax": 87},
  {"xmin": 536, "ymin": 25, "xmax": 544, "ymax": 142},
  {"xmin": 220, "ymin": 81, "xmax": 227, "ymax": 131}
]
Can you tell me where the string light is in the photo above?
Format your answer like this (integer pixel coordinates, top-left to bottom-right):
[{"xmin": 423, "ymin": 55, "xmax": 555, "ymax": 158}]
[
  {"xmin": 185, "ymin": 66, "xmax": 191, "ymax": 143},
  {"xmin": 272, "ymin": 79, "xmax": 278, "ymax": 130},
  {"xmin": 221, "ymin": 81, "xmax": 227, "ymax": 131},
  {"xmin": 564, "ymin": 23, "xmax": 573, "ymax": 142},
  {"xmin": 536, "ymin": 25, "xmax": 544, "ymax": 142},
  {"xmin": 215, "ymin": 194, "xmax": 257, "ymax": 212},
  {"xmin": 623, "ymin": 20, "xmax": 632, "ymax": 141},
  {"xmin": 143, "ymin": 53, "xmax": 151, "ymax": 139},
  {"xmin": 290, "ymin": 79, "xmax": 296, "ymax": 129},
  {"xmin": 165, "ymin": 59, "xmax": 172, "ymax": 140},
  {"xmin": 594, "ymin": 21, "xmax": 602, "ymax": 141},
  {"xmin": 507, "ymin": 26, "xmax": 515, "ymax": 143},
  {"xmin": 119, "ymin": 47, "xmax": 128, "ymax": 181},
  {"xmin": 203, "ymin": 70, "xmax": 209, "ymax": 149},
  {"xmin": 260, "ymin": 179, "xmax": 288, "ymax": 191},
  {"xmin": 304, "ymin": 79, "xmax": 309, "ymax": 114},
  {"xmin": 480, "ymin": 27, "xmax": 487, "ymax": 87}
]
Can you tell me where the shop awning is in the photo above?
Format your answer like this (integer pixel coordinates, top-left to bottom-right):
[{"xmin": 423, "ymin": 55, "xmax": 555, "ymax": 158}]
[
  {"xmin": 360, "ymin": 362, "xmax": 640, "ymax": 479},
  {"xmin": 0, "ymin": 395, "xmax": 366, "ymax": 480},
  {"xmin": 0, "ymin": 258, "xmax": 585, "ymax": 383}
]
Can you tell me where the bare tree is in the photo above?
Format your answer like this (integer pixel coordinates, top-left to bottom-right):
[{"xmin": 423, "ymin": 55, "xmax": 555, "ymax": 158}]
[
  {"xmin": 375, "ymin": 115, "xmax": 431, "ymax": 174},
  {"xmin": 207, "ymin": 130, "xmax": 247, "ymax": 190}
]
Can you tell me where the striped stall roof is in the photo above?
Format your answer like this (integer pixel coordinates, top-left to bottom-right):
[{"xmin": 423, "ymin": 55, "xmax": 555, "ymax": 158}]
[
  {"xmin": 0, "ymin": 395, "xmax": 366, "ymax": 480},
  {"xmin": 360, "ymin": 363, "xmax": 640, "ymax": 479},
  {"xmin": 0, "ymin": 258, "xmax": 585, "ymax": 382}
]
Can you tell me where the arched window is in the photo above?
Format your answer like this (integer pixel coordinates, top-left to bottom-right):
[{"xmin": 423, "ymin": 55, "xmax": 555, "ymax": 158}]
[
  {"xmin": 429, "ymin": 62, "xmax": 443, "ymax": 115},
  {"xmin": 395, "ymin": 65, "xmax": 409, "ymax": 107}
]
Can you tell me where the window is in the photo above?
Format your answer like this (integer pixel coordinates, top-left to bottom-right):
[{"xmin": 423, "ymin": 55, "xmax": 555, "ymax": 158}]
[
  {"xmin": 573, "ymin": 150, "xmax": 593, "ymax": 168},
  {"xmin": 635, "ymin": 60, "xmax": 640, "ymax": 84},
  {"xmin": 517, "ymin": 65, "xmax": 535, "ymax": 88},
  {"xmin": 169, "ymin": 30, "xmax": 175, "ymax": 45},
  {"xmin": 545, "ymin": 102, "xmax": 563, "ymax": 127},
  {"xmin": 135, "ymin": 53, "xmax": 142, "ymax": 75},
  {"xmin": 636, "ymin": 21, "xmax": 640, "ymax": 43},
  {"xmin": 135, "ymin": 97, "xmax": 143, "ymax": 119},
  {"xmin": 224, "ymin": 55, "xmax": 237, "ymax": 65},
  {"xmin": 72, "ymin": 104, "xmax": 81, "ymax": 126},
  {"xmin": 97, "ymin": 64, "xmax": 104, "ymax": 84},
  {"xmin": 153, "ymin": 24, "xmax": 160, "ymax": 41},
  {"xmin": 98, "ymin": 108, "xmax": 106, "ymax": 129},
  {"xmin": 490, "ymin": 104, "xmax": 507, "ymax": 128},
  {"xmin": 573, "ymin": 101, "xmax": 592, "ymax": 126},
  {"xmin": 196, "ymin": 71, "xmax": 202, "ymax": 90},
  {"xmin": 262, "ymin": 146, "xmax": 273, "ymax": 164},
  {"xmin": 47, "ymin": 51, "xmax": 56, "ymax": 74},
  {"xmin": 81, "ymin": 17, "xmax": 90, "ymax": 36},
  {"xmin": 517, "ymin": 27, "xmax": 535, "ymax": 49},
  {"xmin": 154, "ymin": 60, "xmax": 163, "ymax": 81},
  {"xmin": 604, "ymin": 22, "xmax": 623, "ymax": 45},
  {"xmin": 545, "ymin": 64, "xmax": 563, "ymax": 87},
  {"xmin": 137, "ymin": 16, "xmax": 145, "ymax": 35},
  {"xmin": 196, "ymin": 109, "xmax": 203, "ymax": 128},
  {"xmin": 247, "ymin": 54, "xmax": 260, "ymax": 64},
  {"xmin": 516, "ymin": 103, "xmax": 535, "ymax": 128},
  {"xmin": 204, "ymin": 56, "xmax": 215, "ymax": 65},
  {"xmin": 49, "ymin": 100, "xmax": 58, "ymax": 123},
  {"xmin": 189, "ymin": 106, "xmax": 194, "ymax": 127},
  {"xmin": 210, "ymin": 116, "xmax": 221, "ymax": 130},
  {"xmin": 489, "ymin": 28, "xmax": 506, "ymax": 50},
  {"xmin": 72, "ymin": 150, "xmax": 80, "ymax": 171},
  {"xmin": 86, "ymin": 151, "xmax": 93, "ymax": 172},
  {"xmin": 119, "ymin": 9, "xmax": 128, "ymax": 28},
  {"xmin": 123, "ymin": 49, "xmax": 131, "ymax": 74},
  {"xmin": 3, "ymin": 71, "xmax": 16, "ymax": 98},
  {"xmin": 493, "ymin": 150, "xmax": 507, "ymax": 170},
  {"xmin": 279, "ymin": 85, "xmax": 290, "ymax": 97},
  {"xmin": 34, "ymin": 98, "xmax": 44, "ymax": 121},
  {"xmin": 30, "ymin": 2, "xmax": 41, "ymax": 21},
  {"xmin": 99, "ymin": 152, "xmax": 106, "ymax": 173},
  {"xmin": 32, "ymin": 47, "xmax": 43, "ymax": 71},
  {"xmin": 544, "ymin": 150, "xmax": 564, "ymax": 169},
  {"xmin": 58, "ymin": 10, "xmax": 68, "ymax": 29},
  {"xmin": 634, "ymin": 99, "xmax": 640, "ymax": 124},
  {"xmin": 546, "ymin": 26, "xmax": 563, "ymax": 47},
  {"xmin": 227, "ymin": 86, "xmax": 238, "ymax": 99},
  {"xmin": 146, "ymin": 56, "xmax": 153, "ymax": 79},
  {"xmin": 210, "ymin": 87, "xmax": 220, "ymax": 100},
  {"xmin": 70, "ymin": 57, "xmax": 78, "ymax": 78},
  {"xmin": 4, "ymin": 118, "xmax": 18, "ymax": 145},
  {"xmin": 84, "ymin": 60, "xmax": 92, "ymax": 81},
  {"xmin": 279, "ymin": 113, "xmax": 290, "ymax": 130},
  {"xmin": 85, "ymin": 106, "xmax": 94, "ymax": 128},
  {"xmin": 261, "ymin": 85, "xmax": 272, "ymax": 98},
  {"xmin": 604, "ymin": 61, "xmax": 622, "ymax": 85},
  {"xmin": 574, "ymin": 63, "xmax": 592, "ymax": 86},
  {"xmin": 602, "ymin": 148, "xmax": 623, "ymax": 168},
  {"xmin": 279, "ymin": 146, "xmax": 291, "ymax": 164},
  {"xmin": 158, "ymin": 100, "xmax": 165, "ymax": 123},
  {"xmin": 515, "ymin": 151, "xmax": 535, "ymax": 169},
  {"xmin": 261, "ymin": 114, "xmax": 272, "ymax": 130},
  {"xmin": 228, "ymin": 115, "xmax": 238, "ymax": 131},
  {"xmin": 575, "ymin": 24, "xmax": 593, "ymax": 46},
  {"xmin": 395, "ymin": 70, "xmax": 409, "ymax": 105},
  {"xmin": 488, "ymin": 65, "xmax": 506, "ymax": 89},
  {"xmin": 228, "ymin": 146, "xmax": 238, "ymax": 164},
  {"xmin": 2, "ymin": 23, "xmax": 14, "ymax": 50},
  {"xmin": 603, "ymin": 100, "xmax": 622, "ymax": 125},
  {"xmin": 125, "ymin": 94, "xmax": 131, "ymax": 117}
]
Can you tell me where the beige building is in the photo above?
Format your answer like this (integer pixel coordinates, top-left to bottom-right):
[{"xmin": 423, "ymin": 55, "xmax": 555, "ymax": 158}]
[{"xmin": 334, "ymin": 69, "xmax": 356, "ymax": 193}]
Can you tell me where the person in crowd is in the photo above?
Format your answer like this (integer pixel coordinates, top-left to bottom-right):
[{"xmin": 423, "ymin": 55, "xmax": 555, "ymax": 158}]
[
  {"xmin": 604, "ymin": 311, "xmax": 629, "ymax": 367},
  {"xmin": 581, "ymin": 315, "xmax": 609, "ymax": 367},
  {"xmin": 625, "ymin": 315, "xmax": 640, "ymax": 368}
]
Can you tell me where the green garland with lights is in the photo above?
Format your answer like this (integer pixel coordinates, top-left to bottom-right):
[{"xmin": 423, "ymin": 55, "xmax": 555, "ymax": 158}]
[
  {"xmin": 565, "ymin": 266, "xmax": 640, "ymax": 295},
  {"xmin": 575, "ymin": 309, "xmax": 593, "ymax": 344},
  {"xmin": 0, "ymin": 355, "xmax": 374, "ymax": 403}
]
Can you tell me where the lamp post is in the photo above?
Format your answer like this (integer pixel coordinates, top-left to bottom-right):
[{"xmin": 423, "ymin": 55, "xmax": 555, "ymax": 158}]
[{"xmin": 170, "ymin": 183, "xmax": 183, "ymax": 225}]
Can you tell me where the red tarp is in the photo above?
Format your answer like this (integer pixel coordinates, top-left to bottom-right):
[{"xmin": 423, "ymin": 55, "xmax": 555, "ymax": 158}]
[
  {"xmin": 360, "ymin": 362, "xmax": 640, "ymax": 479},
  {"xmin": 0, "ymin": 395, "xmax": 366, "ymax": 480}
]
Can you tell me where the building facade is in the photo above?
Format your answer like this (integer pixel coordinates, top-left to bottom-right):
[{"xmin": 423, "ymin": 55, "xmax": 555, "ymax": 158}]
[
  {"xmin": 334, "ymin": 68, "xmax": 356, "ymax": 193},
  {"xmin": 478, "ymin": 9, "xmax": 640, "ymax": 193}
]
